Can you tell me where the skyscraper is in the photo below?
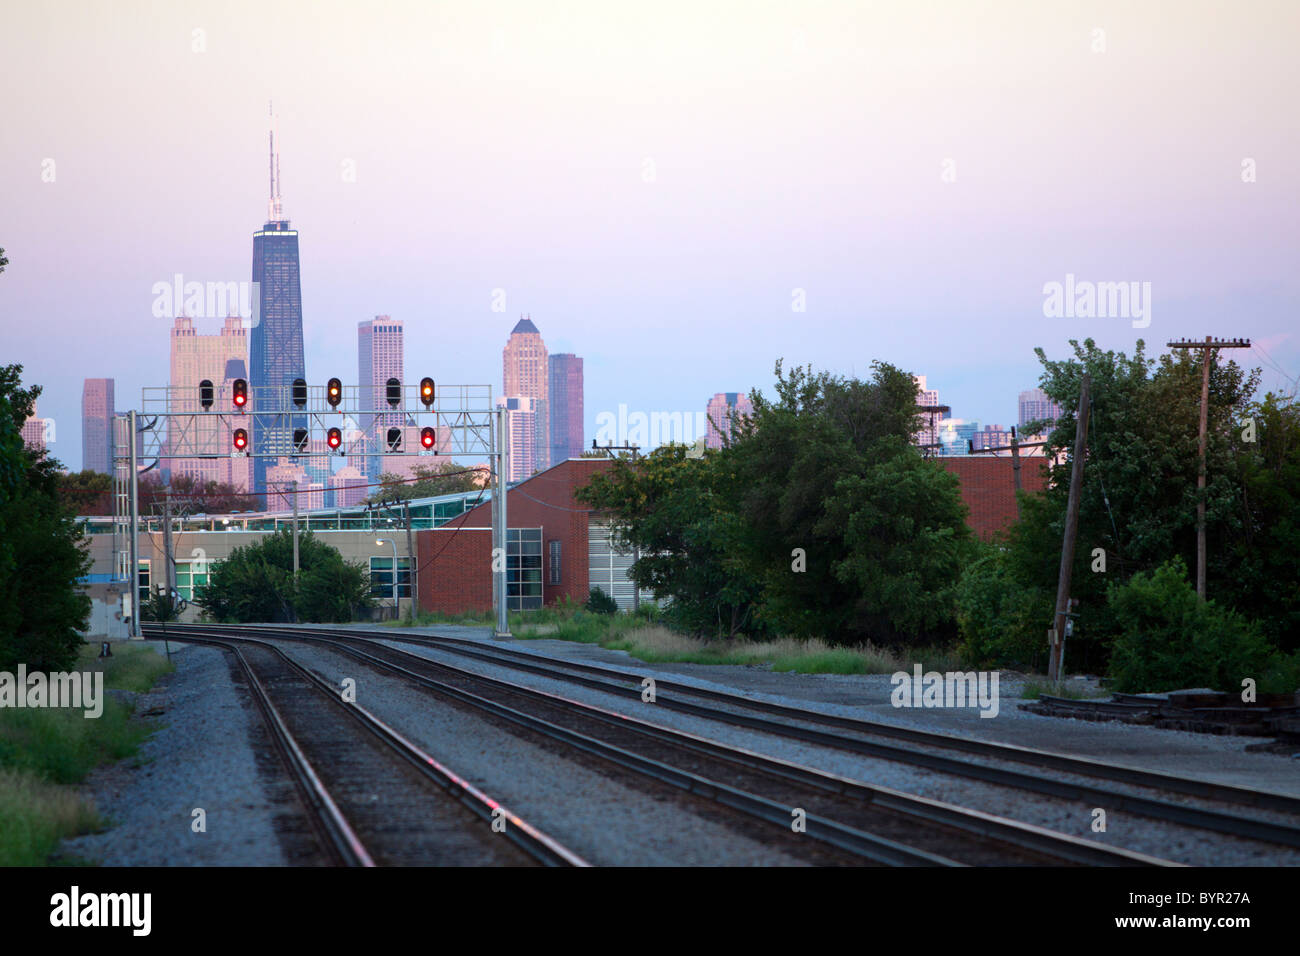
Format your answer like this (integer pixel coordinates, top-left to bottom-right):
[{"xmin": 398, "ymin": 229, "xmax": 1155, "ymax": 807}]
[
  {"xmin": 358, "ymin": 316, "xmax": 404, "ymax": 481},
  {"xmin": 548, "ymin": 353, "xmax": 583, "ymax": 464},
  {"xmin": 502, "ymin": 315, "xmax": 549, "ymax": 473},
  {"xmin": 81, "ymin": 378, "xmax": 115, "ymax": 474},
  {"xmin": 914, "ymin": 375, "xmax": 941, "ymax": 449},
  {"xmin": 705, "ymin": 392, "xmax": 754, "ymax": 449},
  {"xmin": 1018, "ymin": 388, "xmax": 1061, "ymax": 434},
  {"xmin": 167, "ymin": 316, "xmax": 248, "ymax": 486},
  {"xmin": 21, "ymin": 404, "xmax": 46, "ymax": 454},
  {"xmin": 497, "ymin": 396, "xmax": 539, "ymax": 482},
  {"xmin": 249, "ymin": 113, "xmax": 306, "ymax": 504}
]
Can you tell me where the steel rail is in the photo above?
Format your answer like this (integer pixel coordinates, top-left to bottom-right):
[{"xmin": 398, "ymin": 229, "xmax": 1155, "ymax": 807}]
[
  {"xmin": 205, "ymin": 636, "xmax": 374, "ymax": 867},
  {"xmin": 171, "ymin": 631, "xmax": 587, "ymax": 867},
  {"xmin": 163, "ymin": 623, "xmax": 1300, "ymax": 850},
  {"xmin": 161, "ymin": 625, "xmax": 1177, "ymax": 866}
]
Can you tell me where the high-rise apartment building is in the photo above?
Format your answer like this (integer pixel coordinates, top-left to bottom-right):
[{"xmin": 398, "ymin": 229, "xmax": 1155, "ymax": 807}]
[
  {"xmin": 250, "ymin": 118, "xmax": 306, "ymax": 503},
  {"xmin": 972, "ymin": 424, "xmax": 1013, "ymax": 451},
  {"xmin": 82, "ymin": 378, "xmax": 115, "ymax": 474},
  {"xmin": 167, "ymin": 316, "xmax": 249, "ymax": 485},
  {"xmin": 914, "ymin": 375, "xmax": 941, "ymax": 449},
  {"xmin": 358, "ymin": 316, "xmax": 404, "ymax": 481},
  {"xmin": 548, "ymin": 353, "xmax": 583, "ymax": 464},
  {"xmin": 705, "ymin": 392, "xmax": 754, "ymax": 449},
  {"xmin": 21, "ymin": 404, "xmax": 46, "ymax": 454},
  {"xmin": 498, "ymin": 395, "xmax": 539, "ymax": 482},
  {"xmin": 1018, "ymin": 388, "xmax": 1061, "ymax": 433},
  {"xmin": 937, "ymin": 418, "xmax": 981, "ymax": 456},
  {"xmin": 502, "ymin": 315, "xmax": 549, "ymax": 473}
]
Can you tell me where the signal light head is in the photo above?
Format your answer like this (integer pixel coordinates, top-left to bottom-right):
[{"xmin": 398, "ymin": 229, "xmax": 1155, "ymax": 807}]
[
  {"xmin": 326, "ymin": 377, "xmax": 343, "ymax": 408},
  {"xmin": 386, "ymin": 377, "xmax": 401, "ymax": 408},
  {"xmin": 292, "ymin": 378, "xmax": 307, "ymax": 409},
  {"xmin": 232, "ymin": 378, "xmax": 247, "ymax": 408},
  {"xmin": 326, "ymin": 427, "xmax": 342, "ymax": 450},
  {"xmin": 233, "ymin": 428, "xmax": 248, "ymax": 451},
  {"xmin": 420, "ymin": 426, "xmax": 435, "ymax": 450},
  {"xmin": 420, "ymin": 377, "xmax": 435, "ymax": 408},
  {"xmin": 199, "ymin": 379, "xmax": 214, "ymax": 409},
  {"xmin": 292, "ymin": 428, "xmax": 309, "ymax": 454},
  {"xmin": 386, "ymin": 427, "xmax": 402, "ymax": 452}
]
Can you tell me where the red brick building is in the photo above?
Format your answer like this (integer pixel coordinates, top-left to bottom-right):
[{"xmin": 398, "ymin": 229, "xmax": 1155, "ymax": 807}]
[
  {"xmin": 940, "ymin": 455, "xmax": 1049, "ymax": 539},
  {"xmin": 415, "ymin": 455, "xmax": 1047, "ymax": 614}
]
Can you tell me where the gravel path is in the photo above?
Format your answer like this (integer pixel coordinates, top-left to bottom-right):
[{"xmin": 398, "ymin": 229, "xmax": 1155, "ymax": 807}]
[
  {"xmin": 368, "ymin": 634, "xmax": 1300, "ymax": 866},
  {"xmin": 275, "ymin": 641, "xmax": 818, "ymax": 866},
  {"xmin": 59, "ymin": 643, "xmax": 289, "ymax": 866}
]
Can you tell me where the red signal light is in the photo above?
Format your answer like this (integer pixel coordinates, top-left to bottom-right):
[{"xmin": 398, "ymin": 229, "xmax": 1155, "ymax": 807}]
[
  {"xmin": 233, "ymin": 428, "xmax": 248, "ymax": 451},
  {"xmin": 327, "ymin": 427, "xmax": 342, "ymax": 450},
  {"xmin": 232, "ymin": 379, "xmax": 248, "ymax": 408},
  {"xmin": 420, "ymin": 426, "xmax": 435, "ymax": 449}
]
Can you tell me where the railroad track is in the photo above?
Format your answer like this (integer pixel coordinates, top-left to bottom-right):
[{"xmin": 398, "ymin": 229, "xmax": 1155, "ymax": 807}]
[
  {"xmin": 162, "ymin": 622, "xmax": 1300, "ymax": 853},
  {"xmin": 150, "ymin": 624, "xmax": 1176, "ymax": 867},
  {"xmin": 164, "ymin": 630, "xmax": 587, "ymax": 867}
]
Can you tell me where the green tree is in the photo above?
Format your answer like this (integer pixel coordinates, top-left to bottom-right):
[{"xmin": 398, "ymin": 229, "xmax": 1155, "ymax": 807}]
[
  {"xmin": 1106, "ymin": 558, "xmax": 1288, "ymax": 693},
  {"xmin": 0, "ymin": 366, "xmax": 93, "ymax": 671},
  {"xmin": 194, "ymin": 529, "xmax": 373, "ymax": 623},
  {"xmin": 58, "ymin": 469, "xmax": 114, "ymax": 515},
  {"xmin": 726, "ymin": 361, "xmax": 972, "ymax": 644},
  {"xmin": 580, "ymin": 360, "xmax": 974, "ymax": 644},
  {"xmin": 578, "ymin": 443, "xmax": 760, "ymax": 637},
  {"xmin": 1001, "ymin": 338, "xmax": 1260, "ymax": 671}
]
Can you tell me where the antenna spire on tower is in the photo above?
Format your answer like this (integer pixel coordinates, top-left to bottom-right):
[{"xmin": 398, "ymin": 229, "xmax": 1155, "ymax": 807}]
[{"xmin": 267, "ymin": 101, "xmax": 284, "ymax": 222}]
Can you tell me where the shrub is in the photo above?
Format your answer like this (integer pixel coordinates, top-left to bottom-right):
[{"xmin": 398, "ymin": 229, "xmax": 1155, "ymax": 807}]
[
  {"xmin": 1106, "ymin": 558, "xmax": 1287, "ymax": 693},
  {"xmin": 585, "ymin": 587, "xmax": 618, "ymax": 615},
  {"xmin": 955, "ymin": 547, "xmax": 1052, "ymax": 671}
]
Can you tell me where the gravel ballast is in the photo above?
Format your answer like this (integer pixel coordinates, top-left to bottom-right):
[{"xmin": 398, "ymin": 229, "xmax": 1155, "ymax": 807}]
[
  {"xmin": 59, "ymin": 643, "xmax": 289, "ymax": 866},
  {"xmin": 360, "ymin": 631, "xmax": 1300, "ymax": 866}
]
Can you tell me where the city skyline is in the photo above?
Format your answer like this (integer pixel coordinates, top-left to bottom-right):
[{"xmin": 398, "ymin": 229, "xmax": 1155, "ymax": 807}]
[{"xmin": 4, "ymin": 2, "xmax": 1298, "ymax": 473}]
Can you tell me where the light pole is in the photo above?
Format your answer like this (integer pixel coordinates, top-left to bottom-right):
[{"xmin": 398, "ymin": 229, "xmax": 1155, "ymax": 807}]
[{"xmin": 375, "ymin": 538, "xmax": 399, "ymax": 620}]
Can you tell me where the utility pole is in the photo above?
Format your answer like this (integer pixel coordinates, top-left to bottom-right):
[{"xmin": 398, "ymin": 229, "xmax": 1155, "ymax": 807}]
[
  {"xmin": 1049, "ymin": 373, "xmax": 1091, "ymax": 683},
  {"xmin": 162, "ymin": 490, "xmax": 175, "ymax": 604},
  {"xmin": 1166, "ymin": 337, "xmax": 1250, "ymax": 601},
  {"xmin": 128, "ymin": 410, "xmax": 141, "ymax": 638},
  {"xmin": 403, "ymin": 500, "xmax": 415, "ymax": 622},
  {"xmin": 493, "ymin": 405, "xmax": 512, "ymax": 639},
  {"xmin": 291, "ymin": 480, "xmax": 300, "ymax": 579}
]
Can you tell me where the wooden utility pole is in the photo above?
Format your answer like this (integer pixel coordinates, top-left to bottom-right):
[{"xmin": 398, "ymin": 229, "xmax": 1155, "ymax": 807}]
[
  {"xmin": 1049, "ymin": 373, "xmax": 1091, "ymax": 683},
  {"xmin": 1166, "ymin": 337, "xmax": 1250, "ymax": 601}
]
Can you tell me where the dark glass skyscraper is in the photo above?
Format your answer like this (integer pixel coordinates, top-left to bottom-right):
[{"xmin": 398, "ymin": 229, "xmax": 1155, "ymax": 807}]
[
  {"xmin": 249, "ymin": 121, "xmax": 306, "ymax": 503},
  {"xmin": 548, "ymin": 353, "xmax": 584, "ymax": 463}
]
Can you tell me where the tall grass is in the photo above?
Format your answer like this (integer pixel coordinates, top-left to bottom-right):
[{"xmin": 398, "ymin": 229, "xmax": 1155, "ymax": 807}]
[
  {"xmin": 0, "ymin": 642, "xmax": 173, "ymax": 865},
  {"xmin": 519, "ymin": 614, "xmax": 961, "ymax": 676}
]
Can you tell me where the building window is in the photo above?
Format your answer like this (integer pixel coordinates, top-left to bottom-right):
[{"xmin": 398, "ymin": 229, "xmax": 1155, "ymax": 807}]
[
  {"xmin": 369, "ymin": 556, "xmax": 411, "ymax": 598},
  {"xmin": 137, "ymin": 559, "xmax": 151, "ymax": 609},
  {"xmin": 507, "ymin": 528, "xmax": 543, "ymax": 610},
  {"xmin": 174, "ymin": 560, "xmax": 210, "ymax": 602},
  {"xmin": 548, "ymin": 539, "xmax": 561, "ymax": 586}
]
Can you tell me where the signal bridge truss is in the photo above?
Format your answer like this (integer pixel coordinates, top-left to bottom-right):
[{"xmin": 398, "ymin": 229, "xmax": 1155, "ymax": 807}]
[
  {"xmin": 133, "ymin": 383, "xmax": 496, "ymax": 459},
  {"xmin": 111, "ymin": 382, "xmax": 513, "ymax": 640}
]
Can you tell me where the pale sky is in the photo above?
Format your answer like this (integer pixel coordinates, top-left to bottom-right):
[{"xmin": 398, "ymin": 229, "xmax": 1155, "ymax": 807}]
[{"xmin": 2, "ymin": 0, "xmax": 1297, "ymax": 469}]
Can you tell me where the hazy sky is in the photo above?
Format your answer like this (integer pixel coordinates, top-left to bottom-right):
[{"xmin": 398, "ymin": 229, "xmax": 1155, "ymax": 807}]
[{"xmin": 2, "ymin": 0, "xmax": 1297, "ymax": 470}]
